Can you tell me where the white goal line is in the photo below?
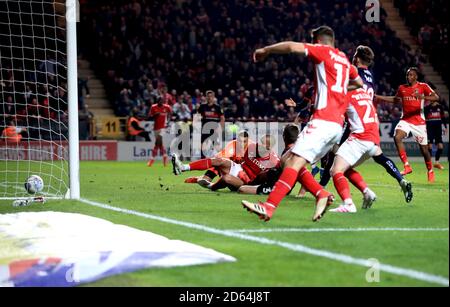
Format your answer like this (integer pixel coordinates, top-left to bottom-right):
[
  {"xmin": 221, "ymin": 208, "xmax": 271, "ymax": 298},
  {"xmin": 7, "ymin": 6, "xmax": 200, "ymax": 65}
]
[{"xmin": 224, "ymin": 227, "xmax": 449, "ymax": 233}]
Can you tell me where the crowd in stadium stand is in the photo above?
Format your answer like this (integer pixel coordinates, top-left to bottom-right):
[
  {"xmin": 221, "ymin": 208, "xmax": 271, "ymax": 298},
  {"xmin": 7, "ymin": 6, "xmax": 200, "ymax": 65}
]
[
  {"xmin": 80, "ymin": 0, "xmax": 435, "ymax": 124},
  {"xmin": 0, "ymin": 69, "xmax": 69, "ymax": 141},
  {"xmin": 394, "ymin": 0, "xmax": 448, "ymax": 86}
]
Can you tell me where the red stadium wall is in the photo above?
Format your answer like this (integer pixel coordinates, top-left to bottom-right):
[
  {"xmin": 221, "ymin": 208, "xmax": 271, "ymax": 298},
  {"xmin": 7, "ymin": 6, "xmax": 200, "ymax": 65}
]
[{"xmin": 0, "ymin": 141, "xmax": 117, "ymax": 161}]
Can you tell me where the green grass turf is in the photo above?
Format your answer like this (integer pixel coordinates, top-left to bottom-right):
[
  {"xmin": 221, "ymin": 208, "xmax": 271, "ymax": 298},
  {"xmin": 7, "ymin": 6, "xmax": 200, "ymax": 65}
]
[{"xmin": 0, "ymin": 160, "xmax": 448, "ymax": 286}]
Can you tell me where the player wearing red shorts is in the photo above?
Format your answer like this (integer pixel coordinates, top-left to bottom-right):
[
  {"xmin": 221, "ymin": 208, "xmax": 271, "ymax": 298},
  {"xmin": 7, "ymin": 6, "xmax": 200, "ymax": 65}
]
[{"xmin": 377, "ymin": 67, "xmax": 440, "ymax": 182}]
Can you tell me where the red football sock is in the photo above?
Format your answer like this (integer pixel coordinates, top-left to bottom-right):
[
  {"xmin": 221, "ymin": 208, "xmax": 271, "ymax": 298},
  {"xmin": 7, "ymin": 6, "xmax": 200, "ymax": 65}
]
[
  {"xmin": 425, "ymin": 161, "xmax": 433, "ymax": 171},
  {"xmin": 267, "ymin": 167, "xmax": 298, "ymax": 207},
  {"xmin": 344, "ymin": 169, "xmax": 368, "ymax": 193},
  {"xmin": 151, "ymin": 147, "xmax": 158, "ymax": 158},
  {"xmin": 297, "ymin": 167, "xmax": 322, "ymax": 197},
  {"xmin": 333, "ymin": 172, "xmax": 352, "ymax": 202},
  {"xmin": 189, "ymin": 159, "xmax": 212, "ymax": 171},
  {"xmin": 160, "ymin": 146, "xmax": 166, "ymax": 156},
  {"xmin": 399, "ymin": 149, "xmax": 409, "ymax": 165}
]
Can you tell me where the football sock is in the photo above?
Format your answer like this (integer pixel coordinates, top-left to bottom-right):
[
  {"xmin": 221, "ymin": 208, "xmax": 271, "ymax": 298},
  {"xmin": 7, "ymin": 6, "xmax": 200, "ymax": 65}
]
[
  {"xmin": 344, "ymin": 169, "xmax": 368, "ymax": 193},
  {"xmin": 188, "ymin": 159, "xmax": 212, "ymax": 171},
  {"xmin": 436, "ymin": 148, "xmax": 442, "ymax": 162},
  {"xmin": 160, "ymin": 146, "xmax": 166, "ymax": 156},
  {"xmin": 399, "ymin": 149, "xmax": 409, "ymax": 165},
  {"xmin": 319, "ymin": 152, "xmax": 335, "ymax": 187},
  {"xmin": 373, "ymin": 154, "xmax": 403, "ymax": 183},
  {"xmin": 151, "ymin": 147, "xmax": 158, "ymax": 158},
  {"xmin": 204, "ymin": 169, "xmax": 218, "ymax": 180},
  {"xmin": 333, "ymin": 172, "xmax": 352, "ymax": 203},
  {"xmin": 425, "ymin": 161, "xmax": 433, "ymax": 172},
  {"xmin": 267, "ymin": 167, "xmax": 298, "ymax": 207},
  {"xmin": 297, "ymin": 167, "xmax": 322, "ymax": 197}
]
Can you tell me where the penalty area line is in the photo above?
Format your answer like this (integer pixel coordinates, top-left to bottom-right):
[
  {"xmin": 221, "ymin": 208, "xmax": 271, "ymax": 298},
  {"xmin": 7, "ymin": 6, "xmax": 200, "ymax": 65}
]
[{"xmin": 79, "ymin": 198, "xmax": 449, "ymax": 286}]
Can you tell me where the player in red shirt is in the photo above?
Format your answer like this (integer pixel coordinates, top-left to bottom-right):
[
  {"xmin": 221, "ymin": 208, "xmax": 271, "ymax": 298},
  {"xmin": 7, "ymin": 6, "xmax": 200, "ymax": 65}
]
[
  {"xmin": 170, "ymin": 139, "xmax": 280, "ymax": 192},
  {"xmin": 184, "ymin": 130, "xmax": 254, "ymax": 186},
  {"xmin": 242, "ymin": 25, "xmax": 363, "ymax": 222},
  {"xmin": 147, "ymin": 95, "xmax": 172, "ymax": 167},
  {"xmin": 376, "ymin": 67, "xmax": 440, "ymax": 182},
  {"xmin": 330, "ymin": 46, "xmax": 413, "ymax": 213}
]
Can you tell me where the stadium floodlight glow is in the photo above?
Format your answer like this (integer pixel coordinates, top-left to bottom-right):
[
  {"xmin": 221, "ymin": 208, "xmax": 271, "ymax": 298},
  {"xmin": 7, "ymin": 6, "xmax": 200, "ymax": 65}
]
[{"xmin": 0, "ymin": 0, "xmax": 80, "ymax": 200}]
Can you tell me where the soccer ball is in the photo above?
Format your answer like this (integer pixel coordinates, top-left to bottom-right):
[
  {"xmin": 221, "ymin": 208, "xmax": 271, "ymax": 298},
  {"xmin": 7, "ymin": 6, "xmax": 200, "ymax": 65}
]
[{"xmin": 25, "ymin": 175, "xmax": 44, "ymax": 194}]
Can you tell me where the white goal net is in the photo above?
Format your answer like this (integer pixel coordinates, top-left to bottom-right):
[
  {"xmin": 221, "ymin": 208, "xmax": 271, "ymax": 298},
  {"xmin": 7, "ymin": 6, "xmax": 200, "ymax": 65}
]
[{"xmin": 0, "ymin": 0, "xmax": 79, "ymax": 200}]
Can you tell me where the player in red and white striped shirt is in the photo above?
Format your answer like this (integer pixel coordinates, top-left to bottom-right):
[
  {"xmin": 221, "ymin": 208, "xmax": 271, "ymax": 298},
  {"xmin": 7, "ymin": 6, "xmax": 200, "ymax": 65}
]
[
  {"xmin": 377, "ymin": 68, "xmax": 440, "ymax": 182},
  {"xmin": 242, "ymin": 26, "xmax": 363, "ymax": 222}
]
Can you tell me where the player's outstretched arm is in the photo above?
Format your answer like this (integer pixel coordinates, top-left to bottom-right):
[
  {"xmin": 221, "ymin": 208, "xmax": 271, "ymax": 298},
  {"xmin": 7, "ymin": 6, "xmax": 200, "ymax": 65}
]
[
  {"xmin": 348, "ymin": 65, "xmax": 364, "ymax": 91},
  {"xmin": 421, "ymin": 92, "xmax": 440, "ymax": 102},
  {"xmin": 375, "ymin": 95, "xmax": 399, "ymax": 103},
  {"xmin": 348, "ymin": 78, "xmax": 364, "ymax": 91},
  {"xmin": 253, "ymin": 42, "xmax": 305, "ymax": 62}
]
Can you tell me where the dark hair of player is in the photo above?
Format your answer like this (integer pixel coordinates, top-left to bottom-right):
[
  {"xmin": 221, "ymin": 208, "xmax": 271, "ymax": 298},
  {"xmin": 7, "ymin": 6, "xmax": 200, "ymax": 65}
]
[
  {"xmin": 206, "ymin": 90, "xmax": 215, "ymax": 95},
  {"xmin": 311, "ymin": 26, "xmax": 335, "ymax": 44},
  {"xmin": 282, "ymin": 124, "xmax": 300, "ymax": 146},
  {"xmin": 354, "ymin": 45, "xmax": 375, "ymax": 66},
  {"xmin": 406, "ymin": 67, "xmax": 419, "ymax": 76}
]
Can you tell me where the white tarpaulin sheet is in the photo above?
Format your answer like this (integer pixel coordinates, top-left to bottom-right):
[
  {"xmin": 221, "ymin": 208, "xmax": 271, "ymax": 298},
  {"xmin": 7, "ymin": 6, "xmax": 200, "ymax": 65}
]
[{"xmin": 0, "ymin": 211, "xmax": 235, "ymax": 287}]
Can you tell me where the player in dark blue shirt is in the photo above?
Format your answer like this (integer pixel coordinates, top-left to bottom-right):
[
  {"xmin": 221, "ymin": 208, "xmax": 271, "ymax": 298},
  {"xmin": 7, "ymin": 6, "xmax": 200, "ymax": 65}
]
[{"xmin": 425, "ymin": 101, "xmax": 448, "ymax": 169}]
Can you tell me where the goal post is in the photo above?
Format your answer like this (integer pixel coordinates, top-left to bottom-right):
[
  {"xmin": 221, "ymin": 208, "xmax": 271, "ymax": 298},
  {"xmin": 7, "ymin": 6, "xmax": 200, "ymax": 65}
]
[
  {"xmin": 66, "ymin": 0, "xmax": 80, "ymax": 199},
  {"xmin": 0, "ymin": 0, "xmax": 80, "ymax": 200}
]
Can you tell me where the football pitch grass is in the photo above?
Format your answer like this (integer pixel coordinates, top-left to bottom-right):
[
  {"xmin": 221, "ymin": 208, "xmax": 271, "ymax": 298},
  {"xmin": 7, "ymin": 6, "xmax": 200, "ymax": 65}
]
[{"xmin": 0, "ymin": 160, "xmax": 448, "ymax": 286}]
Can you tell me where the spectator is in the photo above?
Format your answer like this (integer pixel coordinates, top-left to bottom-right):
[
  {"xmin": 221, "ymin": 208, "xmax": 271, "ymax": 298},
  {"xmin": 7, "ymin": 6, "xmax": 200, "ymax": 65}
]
[
  {"xmin": 78, "ymin": 77, "xmax": 90, "ymax": 110},
  {"xmin": 78, "ymin": 0, "xmax": 443, "ymax": 123},
  {"xmin": 1, "ymin": 120, "xmax": 27, "ymax": 144},
  {"xmin": 172, "ymin": 101, "xmax": 192, "ymax": 122},
  {"xmin": 79, "ymin": 104, "xmax": 94, "ymax": 140}
]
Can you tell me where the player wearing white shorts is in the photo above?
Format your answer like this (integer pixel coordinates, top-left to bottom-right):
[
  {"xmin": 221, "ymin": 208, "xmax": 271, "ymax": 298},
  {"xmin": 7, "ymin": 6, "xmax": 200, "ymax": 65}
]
[
  {"xmin": 241, "ymin": 25, "xmax": 363, "ymax": 222},
  {"xmin": 330, "ymin": 86, "xmax": 381, "ymax": 213},
  {"xmin": 376, "ymin": 67, "xmax": 440, "ymax": 182},
  {"xmin": 331, "ymin": 46, "xmax": 413, "ymax": 213}
]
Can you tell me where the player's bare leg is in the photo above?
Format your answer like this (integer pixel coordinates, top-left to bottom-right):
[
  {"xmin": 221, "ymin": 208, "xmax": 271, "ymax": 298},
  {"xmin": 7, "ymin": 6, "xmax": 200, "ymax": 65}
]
[
  {"xmin": 185, "ymin": 175, "xmax": 212, "ymax": 184},
  {"xmin": 148, "ymin": 133, "xmax": 163, "ymax": 167},
  {"xmin": 156, "ymin": 134, "xmax": 169, "ymax": 167},
  {"xmin": 209, "ymin": 174, "xmax": 244, "ymax": 191},
  {"xmin": 147, "ymin": 146, "xmax": 158, "ymax": 167},
  {"xmin": 394, "ymin": 129, "xmax": 412, "ymax": 175},
  {"xmin": 160, "ymin": 146, "xmax": 168, "ymax": 167},
  {"xmin": 238, "ymin": 185, "xmax": 259, "ymax": 194},
  {"xmin": 419, "ymin": 144, "xmax": 435, "ymax": 182}
]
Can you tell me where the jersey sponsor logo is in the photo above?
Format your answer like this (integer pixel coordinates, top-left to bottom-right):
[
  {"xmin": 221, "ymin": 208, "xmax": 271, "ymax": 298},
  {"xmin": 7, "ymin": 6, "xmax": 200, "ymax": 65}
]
[
  {"xmin": 402, "ymin": 96, "xmax": 419, "ymax": 101},
  {"xmin": 249, "ymin": 157, "xmax": 267, "ymax": 171}
]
